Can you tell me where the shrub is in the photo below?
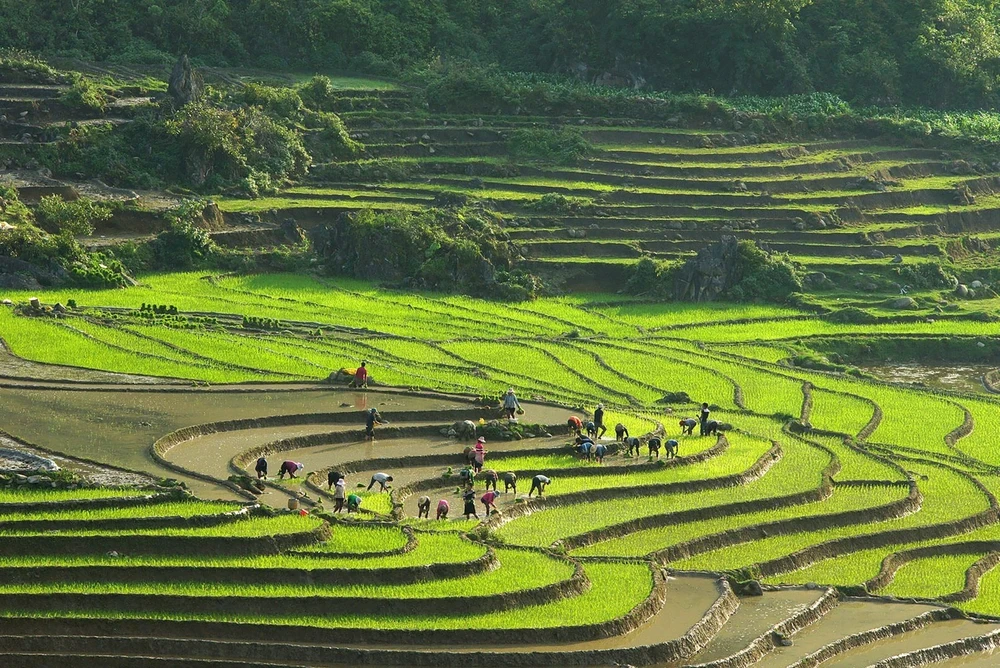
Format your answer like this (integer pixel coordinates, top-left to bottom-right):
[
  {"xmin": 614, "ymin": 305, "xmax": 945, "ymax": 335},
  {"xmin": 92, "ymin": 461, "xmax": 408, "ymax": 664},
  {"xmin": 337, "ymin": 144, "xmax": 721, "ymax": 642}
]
[
  {"xmin": 507, "ymin": 127, "xmax": 592, "ymax": 164},
  {"xmin": 35, "ymin": 196, "xmax": 113, "ymax": 236},
  {"xmin": 61, "ymin": 77, "xmax": 108, "ymax": 114}
]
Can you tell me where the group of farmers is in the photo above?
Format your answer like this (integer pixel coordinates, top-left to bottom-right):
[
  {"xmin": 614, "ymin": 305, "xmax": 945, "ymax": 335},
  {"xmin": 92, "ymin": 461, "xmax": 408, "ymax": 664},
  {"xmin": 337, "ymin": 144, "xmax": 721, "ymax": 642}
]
[{"xmin": 255, "ymin": 374, "xmax": 727, "ymax": 523}]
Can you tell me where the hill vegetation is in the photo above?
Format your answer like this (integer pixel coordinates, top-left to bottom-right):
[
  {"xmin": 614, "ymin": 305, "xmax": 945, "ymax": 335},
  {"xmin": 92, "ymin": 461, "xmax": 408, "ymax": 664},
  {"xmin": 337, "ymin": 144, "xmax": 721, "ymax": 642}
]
[{"xmin": 3, "ymin": 0, "xmax": 1000, "ymax": 110}]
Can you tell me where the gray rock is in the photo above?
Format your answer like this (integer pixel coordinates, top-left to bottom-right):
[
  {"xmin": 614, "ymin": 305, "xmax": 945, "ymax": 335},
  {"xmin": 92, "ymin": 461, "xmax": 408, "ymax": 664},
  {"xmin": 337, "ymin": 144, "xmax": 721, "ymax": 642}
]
[
  {"xmin": 890, "ymin": 254, "xmax": 903, "ymax": 264},
  {"xmin": 972, "ymin": 280, "xmax": 984, "ymax": 289},
  {"xmin": 168, "ymin": 55, "xmax": 204, "ymax": 107},
  {"xmin": 956, "ymin": 284, "xmax": 970, "ymax": 297},
  {"xmin": 887, "ymin": 297, "xmax": 918, "ymax": 310},
  {"xmin": 869, "ymin": 249, "xmax": 886, "ymax": 259}
]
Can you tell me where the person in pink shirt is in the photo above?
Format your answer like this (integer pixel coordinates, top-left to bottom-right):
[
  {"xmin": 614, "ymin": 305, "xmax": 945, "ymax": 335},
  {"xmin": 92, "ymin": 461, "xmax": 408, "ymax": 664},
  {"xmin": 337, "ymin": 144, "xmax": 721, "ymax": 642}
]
[
  {"xmin": 473, "ymin": 437, "xmax": 486, "ymax": 473},
  {"xmin": 480, "ymin": 490, "xmax": 499, "ymax": 515},
  {"xmin": 436, "ymin": 499, "xmax": 450, "ymax": 520}
]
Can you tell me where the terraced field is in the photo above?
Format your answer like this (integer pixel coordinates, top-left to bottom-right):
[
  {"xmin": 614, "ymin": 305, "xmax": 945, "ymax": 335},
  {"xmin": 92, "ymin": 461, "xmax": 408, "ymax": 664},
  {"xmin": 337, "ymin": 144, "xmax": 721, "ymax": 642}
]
[
  {"xmin": 3, "ymin": 269, "xmax": 1000, "ymax": 665},
  {"xmin": 9, "ymin": 73, "xmax": 1000, "ymax": 666}
]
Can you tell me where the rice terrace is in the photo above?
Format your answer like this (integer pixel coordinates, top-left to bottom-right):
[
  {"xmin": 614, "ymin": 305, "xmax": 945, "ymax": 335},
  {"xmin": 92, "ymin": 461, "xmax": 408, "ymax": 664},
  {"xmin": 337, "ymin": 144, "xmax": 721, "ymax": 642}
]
[{"xmin": 11, "ymin": 4, "xmax": 1000, "ymax": 666}]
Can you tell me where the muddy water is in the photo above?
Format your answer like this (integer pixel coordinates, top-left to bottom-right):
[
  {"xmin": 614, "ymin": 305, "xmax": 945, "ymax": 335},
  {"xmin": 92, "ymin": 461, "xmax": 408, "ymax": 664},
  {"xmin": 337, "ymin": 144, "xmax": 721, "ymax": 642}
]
[
  {"xmin": 366, "ymin": 574, "xmax": 724, "ymax": 655},
  {"xmin": 822, "ymin": 618, "xmax": 1000, "ymax": 667},
  {"xmin": 755, "ymin": 600, "xmax": 942, "ymax": 667},
  {"xmin": 686, "ymin": 589, "xmax": 824, "ymax": 664},
  {"xmin": 0, "ymin": 386, "xmax": 490, "ymax": 498},
  {"xmin": 860, "ymin": 363, "xmax": 996, "ymax": 395},
  {"xmin": 934, "ymin": 647, "xmax": 1000, "ymax": 666}
]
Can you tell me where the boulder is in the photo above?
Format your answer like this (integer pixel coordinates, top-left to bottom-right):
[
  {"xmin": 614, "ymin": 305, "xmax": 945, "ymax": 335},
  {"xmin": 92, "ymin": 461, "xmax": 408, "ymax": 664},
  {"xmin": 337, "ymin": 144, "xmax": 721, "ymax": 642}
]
[
  {"xmin": 956, "ymin": 284, "xmax": 970, "ymax": 297},
  {"xmin": 890, "ymin": 254, "xmax": 903, "ymax": 264},
  {"xmin": 971, "ymin": 280, "xmax": 984, "ymax": 289},
  {"xmin": 453, "ymin": 420, "xmax": 477, "ymax": 439},
  {"xmin": 167, "ymin": 55, "xmax": 204, "ymax": 108},
  {"xmin": 886, "ymin": 297, "xmax": 918, "ymax": 310}
]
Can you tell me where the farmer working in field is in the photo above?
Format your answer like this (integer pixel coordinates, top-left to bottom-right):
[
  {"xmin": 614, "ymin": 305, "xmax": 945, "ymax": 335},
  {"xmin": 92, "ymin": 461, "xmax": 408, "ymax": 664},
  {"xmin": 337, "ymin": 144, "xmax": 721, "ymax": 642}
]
[
  {"xmin": 480, "ymin": 469, "xmax": 499, "ymax": 491},
  {"xmin": 255, "ymin": 456, "xmax": 268, "ymax": 480},
  {"xmin": 333, "ymin": 478, "xmax": 347, "ymax": 513},
  {"xmin": 623, "ymin": 436, "xmax": 641, "ymax": 457},
  {"xmin": 481, "ymin": 489, "xmax": 500, "ymax": 515},
  {"xmin": 347, "ymin": 493, "xmax": 362, "ymax": 513},
  {"xmin": 615, "ymin": 423, "xmax": 629, "ymax": 441},
  {"xmin": 417, "ymin": 496, "xmax": 431, "ymax": 519},
  {"xmin": 699, "ymin": 402, "xmax": 711, "ymax": 435},
  {"xmin": 503, "ymin": 388, "xmax": 521, "ymax": 419},
  {"xmin": 278, "ymin": 460, "xmax": 304, "ymax": 479},
  {"xmin": 367, "ymin": 472, "xmax": 393, "ymax": 492},
  {"xmin": 463, "ymin": 485, "xmax": 479, "ymax": 519},
  {"xmin": 365, "ymin": 407, "xmax": 386, "ymax": 440},
  {"xmin": 665, "ymin": 438, "xmax": 679, "ymax": 459},
  {"xmin": 703, "ymin": 420, "xmax": 721, "ymax": 437},
  {"xmin": 351, "ymin": 361, "xmax": 369, "ymax": 388},
  {"xmin": 567, "ymin": 415, "xmax": 583, "ymax": 434},
  {"xmin": 576, "ymin": 435, "xmax": 595, "ymax": 461},
  {"xmin": 593, "ymin": 404, "xmax": 607, "ymax": 438},
  {"xmin": 679, "ymin": 418, "xmax": 698, "ymax": 435},
  {"xmin": 327, "ymin": 470, "xmax": 345, "ymax": 490},
  {"xmin": 648, "ymin": 436, "xmax": 662, "ymax": 459},
  {"xmin": 594, "ymin": 441, "xmax": 607, "ymax": 463},
  {"xmin": 585, "ymin": 421, "xmax": 598, "ymax": 439},
  {"xmin": 529, "ymin": 474, "xmax": 550, "ymax": 497},
  {"xmin": 473, "ymin": 437, "xmax": 487, "ymax": 473},
  {"xmin": 503, "ymin": 471, "xmax": 518, "ymax": 494},
  {"xmin": 436, "ymin": 498, "xmax": 450, "ymax": 520}
]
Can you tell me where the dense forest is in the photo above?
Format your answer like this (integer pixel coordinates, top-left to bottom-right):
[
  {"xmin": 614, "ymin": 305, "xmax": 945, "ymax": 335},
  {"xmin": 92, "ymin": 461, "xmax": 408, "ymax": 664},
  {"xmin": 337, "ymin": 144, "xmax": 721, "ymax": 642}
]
[{"xmin": 2, "ymin": 0, "xmax": 1000, "ymax": 109}]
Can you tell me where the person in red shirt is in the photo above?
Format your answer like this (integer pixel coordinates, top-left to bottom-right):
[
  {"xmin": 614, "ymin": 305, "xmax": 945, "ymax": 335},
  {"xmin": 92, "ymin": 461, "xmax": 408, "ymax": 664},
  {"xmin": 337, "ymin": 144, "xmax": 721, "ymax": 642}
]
[
  {"xmin": 481, "ymin": 490, "xmax": 500, "ymax": 515},
  {"xmin": 567, "ymin": 415, "xmax": 583, "ymax": 434},
  {"xmin": 351, "ymin": 361, "xmax": 369, "ymax": 388}
]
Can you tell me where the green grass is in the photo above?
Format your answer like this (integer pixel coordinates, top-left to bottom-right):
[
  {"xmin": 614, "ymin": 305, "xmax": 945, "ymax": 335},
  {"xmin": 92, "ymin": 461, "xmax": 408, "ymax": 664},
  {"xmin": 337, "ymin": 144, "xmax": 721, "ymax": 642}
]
[
  {"xmin": 293, "ymin": 523, "xmax": 408, "ymax": 554},
  {"xmin": 882, "ymin": 552, "xmax": 985, "ymax": 599},
  {"xmin": 0, "ymin": 487, "xmax": 155, "ymax": 503},
  {"xmin": 0, "ymin": 514, "xmax": 322, "ymax": 538},
  {"xmin": 572, "ymin": 483, "xmax": 908, "ymax": 558},
  {"xmin": 0, "ymin": 561, "xmax": 652, "ymax": 631},
  {"xmin": 0, "ymin": 501, "xmax": 242, "ymax": 522},
  {"xmin": 671, "ymin": 462, "xmax": 988, "ymax": 572}
]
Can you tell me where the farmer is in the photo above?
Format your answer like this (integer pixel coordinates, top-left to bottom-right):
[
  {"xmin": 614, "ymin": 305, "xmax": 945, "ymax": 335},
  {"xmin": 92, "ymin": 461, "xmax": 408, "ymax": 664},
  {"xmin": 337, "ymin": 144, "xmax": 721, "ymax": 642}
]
[
  {"xmin": 703, "ymin": 420, "xmax": 721, "ymax": 437},
  {"xmin": 679, "ymin": 418, "xmax": 698, "ymax": 435},
  {"xmin": 254, "ymin": 456, "xmax": 268, "ymax": 480},
  {"xmin": 333, "ymin": 478, "xmax": 347, "ymax": 513},
  {"xmin": 623, "ymin": 436, "xmax": 641, "ymax": 457},
  {"xmin": 593, "ymin": 404, "xmax": 607, "ymax": 438},
  {"xmin": 365, "ymin": 408, "xmax": 385, "ymax": 440},
  {"xmin": 503, "ymin": 389, "xmax": 521, "ymax": 419},
  {"xmin": 367, "ymin": 472, "xmax": 393, "ymax": 492},
  {"xmin": 585, "ymin": 421, "xmax": 598, "ymax": 439},
  {"xmin": 529, "ymin": 474, "xmax": 550, "ymax": 497},
  {"xmin": 351, "ymin": 361, "xmax": 369, "ymax": 388},
  {"xmin": 327, "ymin": 470, "xmax": 344, "ymax": 490},
  {"xmin": 648, "ymin": 436, "xmax": 662, "ymax": 459},
  {"xmin": 347, "ymin": 493, "xmax": 362, "ymax": 513},
  {"xmin": 594, "ymin": 441, "xmax": 608, "ymax": 464},
  {"xmin": 576, "ymin": 435, "xmax": 595, "ymax": 461},
  {"xmin": 699, "ymin": 403, "xmax": 711, "ymax": 435},
  {"xmin": 417, "ymin": 496, "xmax": 431, "ymax": 519},
  {"xmin": 615, "ymin": 423, "xmax": 629, "ymax": 441},
  {"xmin": 436, "ymin": 498, "xmax": 450, "ymax": 520},
  {"xmin": 463, "ymin": 486, "xmax": 479, "ymax": 519},
  {"xmin": 503, "ymin": 471, "xmax": 518, "ymax": 494},
  {"xmin": 481, "ymin": 489, "xmax": 500, "ymax": 515},
  {"xmin": 480, "ymin": 469, "xmax": 499, "ymax": 491},
  {"xmin": 567, "ymin": 415, "xmax": 583, "ymax": 434},
  {"xmin": 665, "ymin": 438, "xmax": 679, "ymax": 459},
  {"xmin": 473, "ymin": 437, "xmax": 487, "ymax": 473},
  {"xmin": 278, "ymin": 460, "xmax": 303, "ymax": 479},
  {"xmin": 459, "ymin": 467, "xmax": 476, "ymax": 486}
]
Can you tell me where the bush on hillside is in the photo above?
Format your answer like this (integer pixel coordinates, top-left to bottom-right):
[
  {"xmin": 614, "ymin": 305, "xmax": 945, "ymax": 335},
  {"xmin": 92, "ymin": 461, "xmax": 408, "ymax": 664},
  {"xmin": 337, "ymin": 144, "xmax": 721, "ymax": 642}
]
[
  {"xmin": 507, "ymin": 127, "xmax": 592, "ymax": 164},
  {"xmin": 35, "ymin": 195, "xmax": 113, "ymax": 236},
  {"xmin": 312, "ymin": 206, "xmax": 539, "ymax": 300}
]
